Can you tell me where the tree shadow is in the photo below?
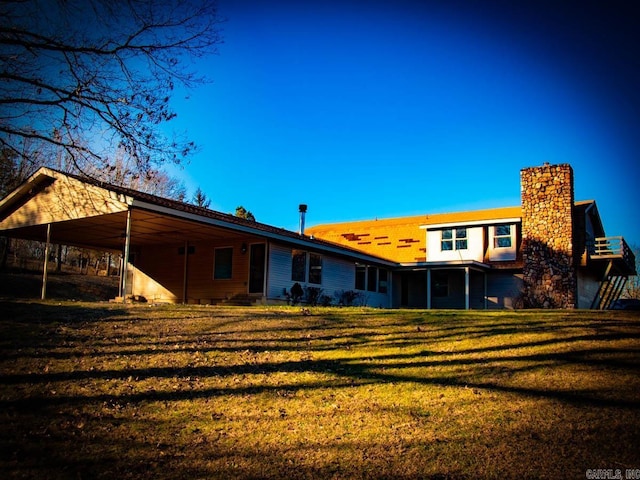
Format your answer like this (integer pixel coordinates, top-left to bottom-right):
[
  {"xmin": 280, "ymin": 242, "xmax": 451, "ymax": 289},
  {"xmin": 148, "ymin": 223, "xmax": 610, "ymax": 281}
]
[{"xmin": 2, "ymin": 304, "xmax": 640, "ymax": 479}]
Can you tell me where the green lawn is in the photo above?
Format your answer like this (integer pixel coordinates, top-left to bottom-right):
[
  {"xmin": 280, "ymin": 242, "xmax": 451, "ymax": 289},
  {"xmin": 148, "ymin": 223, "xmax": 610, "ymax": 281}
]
[{"xmin": 1, "ymin": 302, "xmax": 639, "ymax": 479}]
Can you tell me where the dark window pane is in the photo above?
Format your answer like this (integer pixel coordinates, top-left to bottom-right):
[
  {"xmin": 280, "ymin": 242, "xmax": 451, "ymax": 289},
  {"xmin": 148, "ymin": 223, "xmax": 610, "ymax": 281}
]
[
  {"xmin": 496, "ymin": 237, "xmax": 512, "ymax": 248},
  {"xmin": 441, "ymin": 240, "xmax": 453, "ymax": 251},
  {"xmin": 292, "ymin": 250, "xmax": 306, "ymax": 282},
  {"xmin": 355, "ymin": 266, "xmax": 366, "ymax": 290},
  {"xmin": 456, "ymin": 239, "xmax": 468, "ymax": 250},
  {"xmin": 309, "ymin": 253, "xmax": 322, "ymax": 284},
  {"xmin": 367, "ymin": 267, "xmax": 377, "ymax": 292},
  {"xmin": 214, "ymin": 247, "xmax": 233, "ymax": 279},
  {"xmin": 442, "ymin": 229, "xmax": 452, "ymax": 240},
  {"xmin": 378, "ymin": 269, "xmax": 388, "ymax": 293},
  {"xmin": 432, "ymin": 273, "xmax": 448, "ymax": 297},
  {"xmin": 496, "ymin": 225, "xmax": 511, "ymax": 236}
]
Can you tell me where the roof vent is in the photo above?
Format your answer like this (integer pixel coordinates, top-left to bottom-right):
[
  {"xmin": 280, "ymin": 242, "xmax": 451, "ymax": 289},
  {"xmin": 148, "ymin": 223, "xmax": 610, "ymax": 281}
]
[{"xmin": 298, "ymin": 204, "xmax": 307, "ymax": 235}]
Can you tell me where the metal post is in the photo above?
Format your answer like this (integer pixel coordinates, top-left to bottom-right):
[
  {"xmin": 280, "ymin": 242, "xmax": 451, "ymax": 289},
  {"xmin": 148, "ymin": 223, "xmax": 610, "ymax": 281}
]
[
  {"xmin": 121, "ymin": 209, "xmax": 132, "ymax": 304},
  {"xmin": 484, "ymin": 272, "xmax": 488, "ymax": 310},
  {"xmin": 464, "ymin": 267, "xmax": 470, "ymax": 310},
  {"xmin": 263, "ymin": 242, "xmax": 270, "ymax": 304},
  {"xmin": 41, "ymin": 223, "xmax": 51, "ymax": 300},
  {"xmin": 182, "ymin": 240, "xmax": 189, "ymax": 304},
  {"xmin": 426, "ymin": 269, "xmax": 431, "ymax": 309},
  {"xmin": 388, "ymin": 270, "xmax": 393, "ymax": 309}
]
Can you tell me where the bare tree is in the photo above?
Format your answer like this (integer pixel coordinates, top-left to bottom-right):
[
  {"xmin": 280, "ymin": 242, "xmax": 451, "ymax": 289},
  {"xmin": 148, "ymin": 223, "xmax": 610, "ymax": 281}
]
[
  {"xmin": 621, "ymin": 245, "xmax": 640, "ymax": 300},
  {"xmin": 82, "ymin": 148, "xmax": 186, "ymax": 200},
  {"xmin": 0, "ymin": 0, "xmax": 222, "ymax": 178}
]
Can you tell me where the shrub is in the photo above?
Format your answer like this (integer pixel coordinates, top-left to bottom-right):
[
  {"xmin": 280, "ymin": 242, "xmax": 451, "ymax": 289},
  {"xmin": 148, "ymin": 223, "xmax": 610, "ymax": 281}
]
[
  {"xmin": 319, "ymin": 294, "xmax": 333, "ymax": 307},
  {"xmin": 286, "ymin": 282, "xmax": 304, "ymax": 305},
  {"xmin": 304, "ymin": 286, "xmax": 324, "ymax": 306},
  {"xmin": 334, "ymin": 289, "xmax": 364, "ymax": 307}
]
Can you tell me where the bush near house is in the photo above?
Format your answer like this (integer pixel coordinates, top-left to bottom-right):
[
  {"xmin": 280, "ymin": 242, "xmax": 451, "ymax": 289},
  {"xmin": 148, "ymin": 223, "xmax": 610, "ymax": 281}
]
[{"xmin": 1, "ymin": 303, "xmax": 639, "ymax": 479}]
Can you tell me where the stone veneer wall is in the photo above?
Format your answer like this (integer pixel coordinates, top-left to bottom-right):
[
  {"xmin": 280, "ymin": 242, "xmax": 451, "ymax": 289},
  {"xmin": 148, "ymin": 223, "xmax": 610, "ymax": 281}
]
[{"xmin": 520, "ymin": 163, "xmax": 577, "ymax": 308}]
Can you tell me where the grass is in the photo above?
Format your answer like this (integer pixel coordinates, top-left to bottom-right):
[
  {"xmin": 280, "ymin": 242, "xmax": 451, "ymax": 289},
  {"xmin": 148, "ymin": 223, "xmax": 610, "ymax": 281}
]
[{"xmin": 0, "ymin": 302, "xmax": 639, "ymax": 479}]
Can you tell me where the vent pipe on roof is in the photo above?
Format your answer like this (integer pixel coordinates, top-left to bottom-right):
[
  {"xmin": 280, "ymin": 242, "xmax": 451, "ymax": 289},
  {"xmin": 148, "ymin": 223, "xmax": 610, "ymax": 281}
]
[{"xmin": 298, "ymin": 204, "xmax": 307, "ymax": 235}]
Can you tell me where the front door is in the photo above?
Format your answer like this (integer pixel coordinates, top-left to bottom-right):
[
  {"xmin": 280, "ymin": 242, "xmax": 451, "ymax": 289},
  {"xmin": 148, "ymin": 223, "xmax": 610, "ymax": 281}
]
[{"xmin": 248, "ymin": 243, "xmax": 266, "ymax": 294}]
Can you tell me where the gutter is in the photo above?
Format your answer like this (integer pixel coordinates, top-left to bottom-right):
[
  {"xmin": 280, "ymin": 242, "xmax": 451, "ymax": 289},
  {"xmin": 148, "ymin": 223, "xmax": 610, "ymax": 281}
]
[{"xmin": 131, "ymin": 199, "xmax": 397, "ymax": 268}]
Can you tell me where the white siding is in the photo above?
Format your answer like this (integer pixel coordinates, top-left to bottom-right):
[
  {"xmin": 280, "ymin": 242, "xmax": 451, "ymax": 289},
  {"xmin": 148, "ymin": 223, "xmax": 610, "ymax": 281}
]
[
  {"xmin": 267, "ymin": 243, "xmax": 292, "ymax": 301},
  {"xmin": 267, "ymin": 243, "xmax": 390, "ymax": 307},
  {"xmin": 322, "ymin": 256, "xmax": 356, "ymax": 301},
  {"xmin": 488, "ymin": 224, "xmax": 517, "ymax": 261},
  {"xmin": 426, "ymin": 226, "xmax": 484, "ymax": 262}
]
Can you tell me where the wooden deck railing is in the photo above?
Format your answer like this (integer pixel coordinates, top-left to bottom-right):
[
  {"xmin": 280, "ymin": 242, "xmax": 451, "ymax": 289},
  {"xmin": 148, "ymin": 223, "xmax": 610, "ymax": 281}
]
[{"xmin": 589, "ymin": 236, "xmax": 636, "ymax": 273}]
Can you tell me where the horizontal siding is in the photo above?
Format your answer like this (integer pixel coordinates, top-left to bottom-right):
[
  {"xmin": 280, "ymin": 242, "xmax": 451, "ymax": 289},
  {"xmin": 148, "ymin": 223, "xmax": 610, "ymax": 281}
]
[
  {"xmin": 426, "ymin": 227, "xmax": 484, "ymax": 262},
  {"xmin": 268, "ymin": 243, "xmax": 292, "ymax": 301},
  {"xmin": 131, "ymin": 238, "xmax": 262, "ymax": 303},
  {"xmin": 486, "ymin": 272, "xmax": 523, "ymax": 309},
  {"xmin": 267, "ymin": 243, "xmax": 390, "ymax": 307}
]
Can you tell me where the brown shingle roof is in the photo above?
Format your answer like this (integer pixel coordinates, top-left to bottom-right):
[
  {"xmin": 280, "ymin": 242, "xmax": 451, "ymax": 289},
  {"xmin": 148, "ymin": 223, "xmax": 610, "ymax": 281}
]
[{"xmin": 306, "ymin": 206, "xmax": 522, "ymax": 263}]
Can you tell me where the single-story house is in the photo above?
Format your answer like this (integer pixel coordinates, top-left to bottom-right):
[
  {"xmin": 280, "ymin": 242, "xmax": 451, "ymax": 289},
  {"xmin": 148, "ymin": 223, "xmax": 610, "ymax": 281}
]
[{"xmin": 0, "ymin": 163, "xmax": 635, "ymax": 308}]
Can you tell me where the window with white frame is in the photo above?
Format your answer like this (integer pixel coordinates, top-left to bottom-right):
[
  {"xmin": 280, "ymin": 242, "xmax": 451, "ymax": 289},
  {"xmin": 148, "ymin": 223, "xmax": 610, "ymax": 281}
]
[
  {"xmin": 292, "ymin": 250, "xmax": 322, "ymax": 284},
  {"xmin": 441, "ymin": 228, "xmax": 468, "ymax": 251},
  {"xmin": 441, "ymin": 228, "xmax": 453, "ymax": 251},
  {"xmin": 494, "ymin": 225, "xmax": 512, "ymax": 248}
]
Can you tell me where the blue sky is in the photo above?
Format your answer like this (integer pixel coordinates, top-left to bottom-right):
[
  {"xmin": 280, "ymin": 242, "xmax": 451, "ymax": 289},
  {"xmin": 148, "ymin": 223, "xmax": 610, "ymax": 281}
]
[{"xmin": 167, "ymin": 0, "xmax": 640, "ymax": 246}]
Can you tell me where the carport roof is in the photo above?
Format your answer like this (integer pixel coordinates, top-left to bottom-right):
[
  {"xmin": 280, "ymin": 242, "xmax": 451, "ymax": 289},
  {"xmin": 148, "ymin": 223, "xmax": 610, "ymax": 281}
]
[{"xmin": 0, "ymin": 168, "xmax": 396, "ymax": 267}]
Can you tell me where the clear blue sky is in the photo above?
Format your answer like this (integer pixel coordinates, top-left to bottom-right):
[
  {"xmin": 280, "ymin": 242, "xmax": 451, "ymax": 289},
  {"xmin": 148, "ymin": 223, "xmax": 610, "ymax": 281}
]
[{"xmin": 167, "ymin": 0, "xmax": 640, "ymax": 247}]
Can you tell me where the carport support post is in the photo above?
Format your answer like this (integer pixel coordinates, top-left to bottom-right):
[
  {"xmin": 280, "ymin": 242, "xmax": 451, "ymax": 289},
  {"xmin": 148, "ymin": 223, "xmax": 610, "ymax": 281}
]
[
  {"xmin": 426, "ymin": 269, "xmax": 431, "ymax": 309},
  {"xmin": 484, "ymin": 272, "xmax": 488, "ymax": 310},
  {"xmin": 182, "ymin": 240, "xmax": 189, "ymax": 304},
  {"xmin": 464, "ymin": 267, "xmax": 470, "ymax": 310},
  {"xmin": 121, "ymin": 209, "xmax": 132, "ymax": 304},
  {"xmin": 41, "ymin": 223, "xmax": 51, "ymax": 300}
]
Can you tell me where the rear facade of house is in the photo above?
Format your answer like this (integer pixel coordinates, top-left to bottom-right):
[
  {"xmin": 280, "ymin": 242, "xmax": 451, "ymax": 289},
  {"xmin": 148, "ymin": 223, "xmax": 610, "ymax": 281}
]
[
  {"xmin": 307, "ymin": 163, "xmax": 636, "ymax": 309},
  {"xmin": 0, "ymin": 163, "xmax": 635, "ymax": 309}
]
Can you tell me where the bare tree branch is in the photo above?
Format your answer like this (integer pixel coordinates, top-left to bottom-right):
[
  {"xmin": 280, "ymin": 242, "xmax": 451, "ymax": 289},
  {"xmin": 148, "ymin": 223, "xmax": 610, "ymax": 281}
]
[{"xmin": 0, "ymin": 0, "xmax": 222, "ymax": 178}]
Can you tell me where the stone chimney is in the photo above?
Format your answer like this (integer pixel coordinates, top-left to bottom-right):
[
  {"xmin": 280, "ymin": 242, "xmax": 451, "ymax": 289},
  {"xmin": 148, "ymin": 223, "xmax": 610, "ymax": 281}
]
[{"xmin": 520, "ymin": 163, "xmax": 576, "ymax": 308}]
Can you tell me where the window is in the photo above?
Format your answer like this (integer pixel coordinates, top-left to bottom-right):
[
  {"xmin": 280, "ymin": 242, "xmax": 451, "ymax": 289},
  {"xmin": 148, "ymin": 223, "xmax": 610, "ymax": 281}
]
[
  {"xmin": 441, "ymin": 229, "xmax": 453, "ymax": 251},
  {"xmin": 441, "ymin": 228, "xmax": 467, "ymax": 251},
  {"xmin": 494, "ymin": 225, "xmax": 512, "ymax": 248},
  {"xmin": 292, "ymin": 250, "xmax": 323, "ymax": 284},
  {"xmin": 291, "ymin": 250, "xmax": 306, "ymax": 282},
  {"xmin": 355, "ymin": 265, "xmax": 366, "ymax": 290},
  {"xmin": 309, "ymin": 253, "xmax": 322, "ymax": 284},
  {"xmin": 355, "ymin": 265, "xmax": 388, "ymax": 293},
  {"xmin": 432, "ymin": 272, "xmax": 448, "ymax": 297},
  {"xmin": 213, "ymin": 247, "xmax": 233, "ymax": 279},
  {"xmin": 378, "ymin": 269, "xmax": 388, "ymax": 294},
  {"xmin": 455, "ymin": 228, "xmax": 468, "ymax": 250},
  {"xmin": 367, "ymin": 267, "xmax": 378, "ymax": 292}
]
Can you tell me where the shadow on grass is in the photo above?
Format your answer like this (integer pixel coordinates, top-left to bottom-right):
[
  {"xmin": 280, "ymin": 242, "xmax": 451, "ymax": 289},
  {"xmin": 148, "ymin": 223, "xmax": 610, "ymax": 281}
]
[
  {"xmin": 2, "ymin": 303, "xmax": 640, "ymax": 479},
  {"xmin": 2, "ymin": 305, "xmax": 639, "ymax": 408},
  {"xmin": 2, "ymin": 347, "xmax": 639, "ymax": 410}
]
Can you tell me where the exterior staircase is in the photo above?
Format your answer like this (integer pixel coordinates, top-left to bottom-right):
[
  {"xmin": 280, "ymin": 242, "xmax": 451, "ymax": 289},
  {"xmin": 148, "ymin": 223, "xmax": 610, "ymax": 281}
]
[
  {"xmin": 591, "ymin": 275, "xmax": 628, "ymax": 310},
  {"xmin": 589, "ymin": 237, "xmax": 636, "ymax": 310}
]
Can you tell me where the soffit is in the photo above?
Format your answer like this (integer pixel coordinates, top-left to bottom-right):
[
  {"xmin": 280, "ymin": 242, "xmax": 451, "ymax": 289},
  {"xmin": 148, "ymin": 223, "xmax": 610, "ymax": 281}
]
[{"xmin": 2, "ymin": 208, "xmax": 249, "ymax": 252}]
